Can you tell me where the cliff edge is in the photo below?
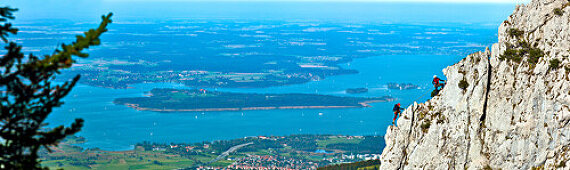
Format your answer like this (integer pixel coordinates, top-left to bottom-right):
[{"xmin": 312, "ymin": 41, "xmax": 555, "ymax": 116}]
[{"xmin": 380, "ymin": 0, "xmax": 570, "ymax": 169}]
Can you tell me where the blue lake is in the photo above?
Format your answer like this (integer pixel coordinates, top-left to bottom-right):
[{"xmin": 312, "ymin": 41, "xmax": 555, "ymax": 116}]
[
  {"xmin": 48, "ymin": 54, "xmax": 461, "ymax": 151},
  {"xmin": 3, "ymin": 1, "xmax": 517, "ymax": 151}
]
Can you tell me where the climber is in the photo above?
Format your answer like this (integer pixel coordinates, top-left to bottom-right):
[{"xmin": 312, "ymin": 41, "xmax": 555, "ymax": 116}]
[
  {"xmin": 432, "ymin": 75, "xmax": 446, "ymax": 90},
  {"xmin": 392, "ymin": 103, "xmax": 404, "ymax": 125}
]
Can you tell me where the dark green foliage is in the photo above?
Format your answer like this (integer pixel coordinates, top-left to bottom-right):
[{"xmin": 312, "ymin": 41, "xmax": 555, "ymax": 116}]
[
  {"xmin": 0, "ymin": 6, "xmax": 112, "ymax": 169},
  {"xmin": 458, "ymin": 79, "xmax": 469, "ymax": 91},
  {"xmin": 508, "ymin": 28, "xmax": 524, "ymax": 38},
  {"xmin": 499, "ymin": 48, "xmax": 522, "ymax": 63},
  {"xmin": 318, "ymin": 159, "xmax": 380, "ymax": 170},
  {"xmin": 499, "ymin": 40, "xmax": 546, "ymax": 68},
  {"xmin": 549, "ymin": 59, "xmax": 561, "ymax": 70},
  {"xmin": 518, "ymin": 40, "xmax": 532, "ymax": 49},
  {"xmin": 421, "ymin": 121, "xmax": 431, "ymax": 132},
  {"xmin": 527, "ymin": 48, "xmax": 545, "ymax": 67},
  {"xmin": 554, "ymin": 8, "xmax": 564, "ymax": 16},
  {"xmin": 0, "ymin": 8, "xmax": 18, "ymax": 42},
  {"xmin": 557, "ymin": 160, "xmax": 567, "ymax": 168}
]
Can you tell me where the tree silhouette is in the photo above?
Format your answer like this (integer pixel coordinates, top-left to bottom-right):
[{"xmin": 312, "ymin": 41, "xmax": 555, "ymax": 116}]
[{"xmin": 0, "ymin": 6, "xmax": 112, "ymax": 169}]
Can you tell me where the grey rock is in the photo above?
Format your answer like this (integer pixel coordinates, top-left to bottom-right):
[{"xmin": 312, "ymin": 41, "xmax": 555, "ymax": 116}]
[{"xmin": 380, "ymin": 0, "xmax": 570, "ymax": 169}]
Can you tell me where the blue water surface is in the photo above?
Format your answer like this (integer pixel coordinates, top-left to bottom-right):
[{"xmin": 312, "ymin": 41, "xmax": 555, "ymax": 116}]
[
  {"xmin": 49, "ymin": 54, "xmax": 457, "ymax": 151},
  {"xmin": 3, "ymin": 2, "xmax": 518, "ymax": 151}
]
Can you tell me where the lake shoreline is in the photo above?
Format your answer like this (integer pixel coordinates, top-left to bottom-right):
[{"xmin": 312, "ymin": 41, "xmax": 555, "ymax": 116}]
[
  {"xmin": 121, "ymin": 100, "xmax": 392, "ymax": 112},
  {"xmin": 114, "ymin": 88, "xmax": 395, "ymax": 113}
]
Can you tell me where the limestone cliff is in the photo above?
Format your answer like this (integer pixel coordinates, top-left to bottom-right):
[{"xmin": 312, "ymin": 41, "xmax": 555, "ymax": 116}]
[{"xmin": 380, "ymin": 0, "xmax": 570, "ymax": 169}]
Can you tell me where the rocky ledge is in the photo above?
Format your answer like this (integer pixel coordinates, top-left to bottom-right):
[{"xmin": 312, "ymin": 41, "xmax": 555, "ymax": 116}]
[{"xmin": 380, "ymin": 0, "xmax": 570, "ymax": 169}]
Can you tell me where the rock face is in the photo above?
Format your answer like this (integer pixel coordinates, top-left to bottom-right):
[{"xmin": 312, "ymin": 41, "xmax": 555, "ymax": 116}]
[{"xmin": 380, "ymin": 0, "xmax": 570, "ymax": 169}]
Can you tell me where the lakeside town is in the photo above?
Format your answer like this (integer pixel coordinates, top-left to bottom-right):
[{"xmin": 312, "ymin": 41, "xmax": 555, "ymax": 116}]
[{"xmin": 40, "ymin": 135, "xmax": 384, "ymax": 169}]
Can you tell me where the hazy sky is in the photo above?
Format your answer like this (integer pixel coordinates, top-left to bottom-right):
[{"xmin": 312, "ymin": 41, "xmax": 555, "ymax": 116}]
[
  {"xmin": 4, "ymin": 0, "xmax": 523, "ymax": 23},
  {"xmin": 101, "ymin": 0, "xmax": 530, "ymax": 3}
]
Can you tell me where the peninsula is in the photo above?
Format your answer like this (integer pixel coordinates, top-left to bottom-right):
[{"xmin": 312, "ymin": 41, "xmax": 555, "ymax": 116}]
[
  {"xmin": 113, "ymin": 88, "xmax": 394, "ymax": 112},
  {"xmin": 346, "ymin": 88, "xmax": 368, "ymax": 94},
  {"xmin": 386, "ymin": 83, "xmax": 419, "ymax": 90}
]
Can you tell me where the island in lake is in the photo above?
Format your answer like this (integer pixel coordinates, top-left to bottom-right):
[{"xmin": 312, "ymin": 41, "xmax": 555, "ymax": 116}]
[
  {"xmin": 386, "ymin": 83, "xmax": 419, "ymax": 90},
  {"xmin": 346, "ymin": 88, "xmax": 368, "ymax": 94},
  {"xmin": 114, "ymin": 88, "xmax": 394, "ymax": 112}
]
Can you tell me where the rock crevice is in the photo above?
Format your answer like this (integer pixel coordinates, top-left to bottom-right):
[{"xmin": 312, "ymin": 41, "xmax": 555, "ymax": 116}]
[{"xmin": 481, "ymin": 55, "xmax": 492, "ymax": 124}]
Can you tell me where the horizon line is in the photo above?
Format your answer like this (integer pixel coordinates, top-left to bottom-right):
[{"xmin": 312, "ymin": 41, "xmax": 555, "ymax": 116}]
[{"xmin": 102, "ymin": 0, "xmax": 529, "ymax": 4}]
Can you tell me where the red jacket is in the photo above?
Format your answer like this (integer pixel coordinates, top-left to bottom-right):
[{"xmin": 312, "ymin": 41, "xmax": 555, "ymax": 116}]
[{"xmin": 433, "ymin": 77, "xmax": 440, "ymax": 85}]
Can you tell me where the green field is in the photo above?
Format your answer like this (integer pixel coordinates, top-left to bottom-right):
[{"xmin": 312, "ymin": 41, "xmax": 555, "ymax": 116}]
[
  {"xmin": 317, "ymin": 136, "xmax": 364, "ymax": 148},
  {"xmin": 41, "ymin": 149, "xmax": 204, "ymax": 169},
  {"xmin": 41, "ymin": 135, "xmax": 384, "ymax": 169}
]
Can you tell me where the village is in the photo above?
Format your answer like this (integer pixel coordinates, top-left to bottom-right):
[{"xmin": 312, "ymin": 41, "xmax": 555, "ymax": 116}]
[{"xmin": 41, "ymin": 135, "xmax": 384, "ymax": 169}]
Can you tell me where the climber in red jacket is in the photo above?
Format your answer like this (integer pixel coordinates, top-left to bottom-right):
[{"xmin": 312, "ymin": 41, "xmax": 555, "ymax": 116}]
[
  {"xmin": 433, "ymin": 75, "xmax": 446, "ymax": 90},
  {"xmin": 392, "ymin": 103, "xmax": 403, "ymax": 125}
]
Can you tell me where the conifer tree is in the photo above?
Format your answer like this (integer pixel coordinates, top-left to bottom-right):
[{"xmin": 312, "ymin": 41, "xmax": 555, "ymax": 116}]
[{"xmin": 0, "ymin": 6, "xmax": 112, "ymax": 169}]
